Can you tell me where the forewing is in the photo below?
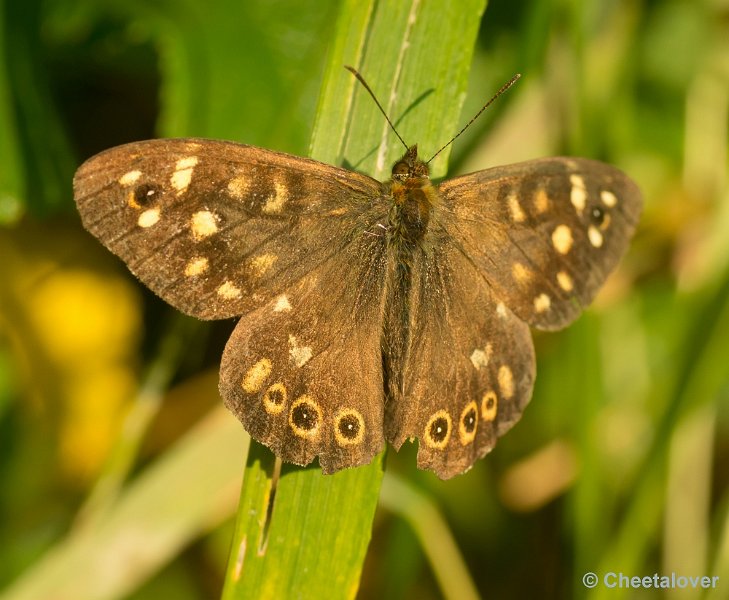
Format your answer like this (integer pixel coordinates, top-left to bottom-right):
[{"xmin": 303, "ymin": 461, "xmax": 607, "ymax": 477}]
[
  {"xmin": 385, "ymin": 223, "xmax": 536, "ymax": 479},
  {"xmin": 219, "ymin": 228, "xmax": 388, "ymax": 472},
  {"xmin": 438, "ymin": 157, "xmax": 642, "ymax": 330},
  {"xmin": 73, "ymin": 138, "xmax": 387, "ymax": 319}
]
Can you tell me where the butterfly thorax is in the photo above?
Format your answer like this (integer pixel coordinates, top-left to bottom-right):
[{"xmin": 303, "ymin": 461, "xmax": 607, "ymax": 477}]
[{"xmin": 386, "ymin": 145, "xmax": 437, "ymax": 257}]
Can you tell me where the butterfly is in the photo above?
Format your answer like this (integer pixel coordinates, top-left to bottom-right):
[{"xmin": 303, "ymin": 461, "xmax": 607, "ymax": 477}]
[{"xmin": 73, "ymin": 79, "xmax": 641, "ymax": 480}]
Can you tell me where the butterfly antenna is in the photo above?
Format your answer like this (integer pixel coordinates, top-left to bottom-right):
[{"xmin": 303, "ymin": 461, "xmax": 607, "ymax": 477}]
[
  {"xmin": 426, "ymin": 73, "xmax": 521, "ymax": 165},
  {"xmin": 345, "ymin": 65, "xmax": 409, "ymax": 151}
]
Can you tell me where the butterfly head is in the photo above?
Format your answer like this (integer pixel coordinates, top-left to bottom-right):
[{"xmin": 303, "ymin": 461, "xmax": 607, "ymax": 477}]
[{"xmin": 392, "ymin": 145, "xmax": 430, "ymax": 182}]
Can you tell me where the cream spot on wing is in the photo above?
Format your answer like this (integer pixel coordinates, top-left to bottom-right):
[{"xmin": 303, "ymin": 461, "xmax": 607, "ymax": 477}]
[
  {"xmin": 227, "ymin": 175, "xmax": 248, "ymax": 199},
  {"xmin": 588, "ymin": 226, "xmax": 604, "ymax": 247},
  {"xmin": 242, "ymin": 358, "xmax": 272, "ymax": 393},
  {"xmin": 170, "ymin": 156, "xmax": 198, "ymax": 194},
  {"xmin": 137, "ymin": 207, "xmax": 161, "ymax": 228},
  {"xmin": 534, "ymin": 293, "xmax": 551, "ymax": 313},
  {"xmin": 570, "ymin": 174, "xmax": 587, "ymax": 214},
  {"xmin": 534, "ymin": 187, "xmax": 549, "ymax": 213},
  {"xmin": 263, "ymin": 181, "xmax": 288, "ymax": 214},
  {"xmin": 176, "ymin": 156, "xmax": 198, "ymax": 170},
  {"xmin": 557, "ymin": 271, "xmax": 574, "ymax": 292},
  {"xmin": 498, "ymin": 365, "xmax": 515, "ymax": 399},
  {"xmin": 552, "ymin": 224, "xmax": 573, "ymax": 254},
  {"xmin": 185, "ymin": 257, "xmax": 208, "ymax": 277},
  {"xmin": 600, "ymin": 189, "xmax": 617, "ymax": 207},
  {"xmin": 171, "ymin": 169, "xmax": 193, "ymax": 193},
  {"xmin": 496, "ymin": 302, "xmax": 508, "ymax": 318},
  {"xmin": 190, "ymin": 210, "xmax": 218, "ymax": 239},
  {"xmin": 470, "ymin": 344, "xmax": 493, "ymax": 370},
  {"xmin": 507, "ymin": 192, "xmax": 526, "ymax": 222},
  {"xmin": 119, "ymin": 170, "xmax": 142, "ymax": 186},
  {"xmin": 217, "ymin": 281, "xmax": 242, "ymax": 299},
  {"xmin": 288, "ymin": 335, "xmax": 313, "ymax": 367},
  {"xmin": 512, "ymin": 262, "xmax": 531, "ymax": 283},
  {"xmin": 249, "ymin": 254, "xmax": 277, "ymax": 277},
  {"xmin": 273, "ymin": 294, "xmax": 292, "ymax": 312}
]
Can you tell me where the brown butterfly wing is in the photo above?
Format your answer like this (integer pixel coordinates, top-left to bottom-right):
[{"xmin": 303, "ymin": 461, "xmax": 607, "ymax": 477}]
[
  {"xmin": 75, "ymin": 137, "xmax": 392, "ymax": 471},
  {"xmin": 384, "ymin": 157, "xmax": 640, "ymax": 478},
  {"xmin": 219, "ymin": 227, "xmax": 389, "ymax": 473},
  {"xmin": 73, "ymin": 138, "xmax": 386, "ymax": 320},
  {"xmin": 384, "ymin": 218, "xmax": 536, "ymax": 479},
  {"xmin": 438, "ymin": 157, "xmax": 642, "ymax": 331}
]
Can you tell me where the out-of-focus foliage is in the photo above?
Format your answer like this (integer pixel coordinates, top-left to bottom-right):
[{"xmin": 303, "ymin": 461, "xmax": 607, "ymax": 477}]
[{"xmin": 0, "ymin": 0, "xmax": 727, "ymax": 599}]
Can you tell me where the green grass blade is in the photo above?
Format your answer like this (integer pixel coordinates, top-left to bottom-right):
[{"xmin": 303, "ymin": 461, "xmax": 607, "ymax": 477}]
[
  {"xmin": 380, "ymin": 473, "xmax": 480, "ymax": 600},
  {"xmin": 222, "ymin": 0, "xmax": 487, "ymax": 598}
]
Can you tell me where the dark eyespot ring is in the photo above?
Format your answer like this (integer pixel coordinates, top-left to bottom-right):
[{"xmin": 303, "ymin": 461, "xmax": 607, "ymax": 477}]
[
  {"xmin": 591, "ymin": 205, "xmax": 606, "ymax": 225},
  {"xmin": 429, "ymin": 417, "xmax": 449, "ymax": 442},
  {"xmin": 462, "ymin": 407, "xmax": 477, "ymax": 433},
  {"xmin": 338, "ymin": 414, "xmax": 360, "ymax": 439},
  {"xmin": 133, "ymin": 183, "xmax": 161, "ymax": 206},
  {"xmin": 291, "ymin": 401, "xmax": 319, "ymax": 431}
]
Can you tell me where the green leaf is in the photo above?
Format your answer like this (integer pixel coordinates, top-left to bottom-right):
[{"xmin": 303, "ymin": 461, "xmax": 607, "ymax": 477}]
[{"xmin": 222, "ymin": 0, "xmax": 487, "ymax": 598}]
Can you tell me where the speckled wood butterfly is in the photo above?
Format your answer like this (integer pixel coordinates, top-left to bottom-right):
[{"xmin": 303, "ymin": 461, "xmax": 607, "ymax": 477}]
[{"xmin": 73, "ymin": 72, "xmax": 641, "ymax": 479}]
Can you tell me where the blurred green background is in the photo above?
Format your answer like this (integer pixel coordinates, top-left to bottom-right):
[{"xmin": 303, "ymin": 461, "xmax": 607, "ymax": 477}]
[{"xmin": 1, "ymin": 0, "xmax": 728, "ymax": 599}]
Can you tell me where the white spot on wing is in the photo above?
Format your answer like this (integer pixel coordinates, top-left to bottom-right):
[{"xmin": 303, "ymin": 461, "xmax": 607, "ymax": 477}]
[
  {"xmin": 288, "ymin": 335, "xmax": 313, "ymax": 367},
  {"xmin": 263, "ymin": 181, "xmax": 288, "ymax": 214},
  {"xmin": 498, "ymin": 365, "xmax": 515, "ymax": 399},
  {"xmin": 227, "ymin": 176, "xmax": 248, "ymax": 199},
  {"xmin": 534, "ymin": 187, "xmax": 549, "ymax": 213},
  {"xmin": 570, "ymin": 174, "xmax": 587, "ymax": 214},
  {"xmin": 507, "ymin": 193, "xmax": 526, "ymax": 222},
  {"xmin": 249, "ymin": 254, "xmax": 277, "ymax": 277},
  {"xmin": 600, "ymin": 190, "xmax": 617, "ymax": 207},
  {"xmin": 470, "ymin": 343, "xmax": 493, "ymax": 370},
  {"xmin": 217, "ymin": 281, "xmax": 242, "ymax": 299},
  {"xmin": 588, "ymin": 226, "xmax": 604, "ymax": 247},
  {"xmin": 512, "ymin": 262, "xmax": 530, "ymax": 282},
  {"xmin": 552, "ymin": 224, "xmax": 573, "ymax": 254},
  {"xmin": 176, "ymin": 156, "xmax": 198, "ymax": 170},
  {"xmin": 138, "ymin": 207, "xmax": 160, "ymax": 228},
  {"xmin": 273, "ymin": 294, "xmax": 291, "ymax": 312},
  {"xmin": 534, "ymin": 293, "xmax": 551, "ymax": 313},
  {"xmin": 557, "ymin": 271, "xmax": 573, "ymax": 292},
  {"xmin": 119, "ymin": 170, "xmax": 142, "ymax": 186},
  {"xmin": 242, "ymin": 358, "xmax": 271, "ymax": 393},
  {"xmin": 170, "ymin": 156, "xmax": 198, "ymax": 194},
  {"xmin": 185, "ymin": 257, "xmax": 208, "ymax": 277},
  {"xmin": 191, "ymin": 210, "xmax": 218, "ymax": 239}
]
